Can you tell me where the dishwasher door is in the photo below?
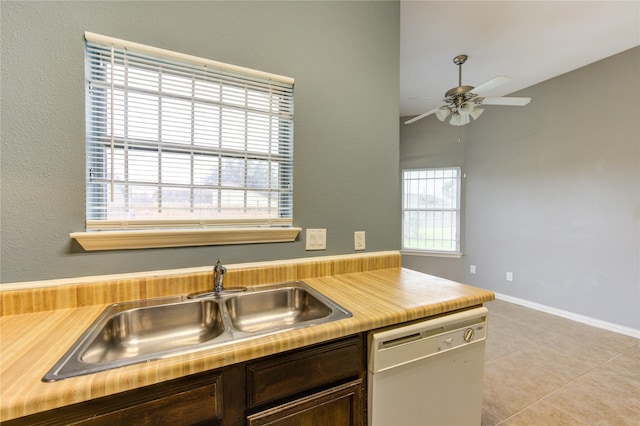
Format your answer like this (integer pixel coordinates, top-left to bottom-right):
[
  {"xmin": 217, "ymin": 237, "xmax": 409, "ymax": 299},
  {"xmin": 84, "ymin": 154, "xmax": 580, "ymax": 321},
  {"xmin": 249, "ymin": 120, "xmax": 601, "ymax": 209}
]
[{"xmin": 368, "ymin": 307, "xmax": 488, "ymax": 426}]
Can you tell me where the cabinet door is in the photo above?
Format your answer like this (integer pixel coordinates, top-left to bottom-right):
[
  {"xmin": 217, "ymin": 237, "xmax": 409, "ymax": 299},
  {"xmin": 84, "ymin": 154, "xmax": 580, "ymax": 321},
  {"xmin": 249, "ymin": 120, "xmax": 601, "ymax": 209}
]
[
  {"xmin": 4, "ymin": 372, "xmax": 223, "ymax": 426},
  {"xmin": 247, "ymin": 380, "xmax": 364, "ymax": 426}
]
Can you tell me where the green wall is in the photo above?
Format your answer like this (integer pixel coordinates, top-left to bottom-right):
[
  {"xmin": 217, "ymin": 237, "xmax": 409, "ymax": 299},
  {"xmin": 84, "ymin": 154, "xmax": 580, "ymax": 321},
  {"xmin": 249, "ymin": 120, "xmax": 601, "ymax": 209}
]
[{"xmin": 1, "ymin": 1, "xmax": 400, "ymax": 282}]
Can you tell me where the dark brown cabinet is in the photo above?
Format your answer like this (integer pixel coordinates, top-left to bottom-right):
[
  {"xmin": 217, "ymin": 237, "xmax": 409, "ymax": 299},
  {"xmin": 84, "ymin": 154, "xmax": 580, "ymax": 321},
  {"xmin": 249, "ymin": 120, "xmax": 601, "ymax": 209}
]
[
  {"xmin": 6, "ymin": 335, "xmax": 366, "ymax": 426},
  {"xmin": 243, "ymin": 335, "xmax": 365, "ymax": 426},
  {"xmin": 4, "ymin": 372, "xmax": 224, "ymax": 426},
  {"xmin": 247, "ymin": 380, "xmax": 363, "ymax": 426}
]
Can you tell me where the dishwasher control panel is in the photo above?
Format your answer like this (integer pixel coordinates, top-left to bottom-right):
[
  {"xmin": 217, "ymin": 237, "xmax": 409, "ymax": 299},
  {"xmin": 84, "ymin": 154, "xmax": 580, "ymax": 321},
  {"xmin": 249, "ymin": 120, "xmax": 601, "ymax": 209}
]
[
  {"xmin": 437, "ymin": 322, "xmax": 485, "ymax": 352},
  {"xmin": 369, "ymin": 307, "xmax": 488, "ymax": 374}
]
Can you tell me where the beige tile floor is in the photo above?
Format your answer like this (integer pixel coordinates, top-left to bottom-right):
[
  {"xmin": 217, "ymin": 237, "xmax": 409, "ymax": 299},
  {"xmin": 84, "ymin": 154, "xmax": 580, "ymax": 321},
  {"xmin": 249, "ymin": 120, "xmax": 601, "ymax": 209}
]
[{"xmin": 482, "ymin": 299, "xmax": 640, "ymax": 425}]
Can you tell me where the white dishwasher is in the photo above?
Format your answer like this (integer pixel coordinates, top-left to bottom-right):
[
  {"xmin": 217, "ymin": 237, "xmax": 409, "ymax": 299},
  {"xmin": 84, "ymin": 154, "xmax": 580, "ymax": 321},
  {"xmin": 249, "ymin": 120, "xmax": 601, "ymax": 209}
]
[{"xmin": 368, "ymin": 307, "xmax": 488, "ymax": 426}]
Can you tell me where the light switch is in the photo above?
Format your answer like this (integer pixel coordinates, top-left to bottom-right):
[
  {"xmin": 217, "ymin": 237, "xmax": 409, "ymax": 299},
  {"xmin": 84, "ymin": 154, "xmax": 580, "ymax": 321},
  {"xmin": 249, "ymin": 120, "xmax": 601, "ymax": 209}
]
[{"xmin": 305, "ymin": 229, "xmax": 326, "ymax": 250}]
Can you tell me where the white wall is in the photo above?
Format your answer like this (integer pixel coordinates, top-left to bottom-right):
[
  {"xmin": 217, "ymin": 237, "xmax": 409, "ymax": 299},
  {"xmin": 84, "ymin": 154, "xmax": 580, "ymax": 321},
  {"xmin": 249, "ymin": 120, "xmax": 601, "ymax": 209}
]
[{"xmin": 401, "ymin": 47, "xmax": 640, "ymax": 330}]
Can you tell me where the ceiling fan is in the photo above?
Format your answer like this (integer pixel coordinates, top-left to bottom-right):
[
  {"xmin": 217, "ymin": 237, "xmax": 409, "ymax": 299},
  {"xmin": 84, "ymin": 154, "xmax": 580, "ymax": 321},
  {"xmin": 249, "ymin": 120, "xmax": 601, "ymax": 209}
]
[{"xmin": 405, "ymin": 54, "xmax": 531, "ymax": 126}]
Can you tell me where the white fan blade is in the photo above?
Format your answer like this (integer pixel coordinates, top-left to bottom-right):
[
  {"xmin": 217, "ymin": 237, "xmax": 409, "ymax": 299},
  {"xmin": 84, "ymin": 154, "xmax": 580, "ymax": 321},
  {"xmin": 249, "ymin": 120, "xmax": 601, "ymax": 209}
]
[
  {"xmin": 404, "ymin": 107, "xmax": 442, "ymax": 124},
  {"xmin": 481, "ymin": 97, "xmax": 531, "ymax": 106},
  {"xmin": 472, "ymin": 76, "xmax": 511, "ymax": 95}
]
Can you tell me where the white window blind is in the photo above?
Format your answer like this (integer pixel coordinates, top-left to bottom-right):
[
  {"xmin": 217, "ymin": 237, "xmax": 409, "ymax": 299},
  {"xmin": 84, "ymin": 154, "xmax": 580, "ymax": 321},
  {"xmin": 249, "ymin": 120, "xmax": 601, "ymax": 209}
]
[
  {"xmin": 402, "ymin": 168, "xmax": 461, "ymax": 253},
  {"xmin": 84, "ymin": 32, "xmax": 294, "ymax": 231}
]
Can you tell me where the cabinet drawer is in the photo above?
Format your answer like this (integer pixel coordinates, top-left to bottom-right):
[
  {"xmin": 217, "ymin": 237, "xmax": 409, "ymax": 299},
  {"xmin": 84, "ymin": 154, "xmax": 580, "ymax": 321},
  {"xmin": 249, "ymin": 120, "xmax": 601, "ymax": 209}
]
[
  {"xmin": 247, "ymin": 379, "xmax": 364, "ymax": 426},
  {"xmin": 246, "ymin": 335, "xmax": 364, "ymax": 408}
]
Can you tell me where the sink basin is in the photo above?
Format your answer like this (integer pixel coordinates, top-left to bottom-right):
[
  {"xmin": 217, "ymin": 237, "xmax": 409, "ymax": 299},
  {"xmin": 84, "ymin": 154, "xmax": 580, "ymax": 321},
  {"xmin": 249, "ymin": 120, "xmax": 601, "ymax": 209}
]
[
  {"xmin": 43, "ymin": 297, "xmax": 231, "ymax": 382},
  {"xmin": 225, "ymin": 286, "xmax": 333, "ymax": 333},
  {"xmin": 81, "ymin": 299, "xmax": 225, "ymax": 364},
  {"xmin": 43, "ymin": 281, "xmax": 351, "ymax": 382}
]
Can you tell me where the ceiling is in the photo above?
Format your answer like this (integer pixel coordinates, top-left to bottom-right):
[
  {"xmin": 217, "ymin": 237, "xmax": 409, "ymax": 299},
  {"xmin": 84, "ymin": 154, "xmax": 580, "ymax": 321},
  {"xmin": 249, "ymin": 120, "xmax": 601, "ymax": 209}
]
[{"xmin": 400, "ymin": 1, "xmax": 640, "ymax": 118}]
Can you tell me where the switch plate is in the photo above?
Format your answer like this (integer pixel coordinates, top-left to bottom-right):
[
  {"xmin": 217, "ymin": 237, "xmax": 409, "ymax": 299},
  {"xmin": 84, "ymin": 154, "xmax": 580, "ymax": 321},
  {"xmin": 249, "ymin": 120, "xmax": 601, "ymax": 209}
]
[
  {"xmin": 470, "ymin": 265, "xmax": 476, "ymax": 274},
  {"xmin": 354, "ymin": 231, "xmax": 366, "ymax": 251},
  {"xmin": 506, "ymin": 272, "xmax": 514, "ymax": 281},
  {"xmin": 305, "ymin": 229, "xmax": 326, "ymax": 250}
]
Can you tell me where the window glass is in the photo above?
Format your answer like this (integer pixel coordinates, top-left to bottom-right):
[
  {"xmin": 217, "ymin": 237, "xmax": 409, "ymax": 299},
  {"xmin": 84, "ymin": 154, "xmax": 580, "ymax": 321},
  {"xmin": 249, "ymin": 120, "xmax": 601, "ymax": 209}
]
[{"xmin": 402, "ymin": 167, "xmax": 461, "ymax": 252}]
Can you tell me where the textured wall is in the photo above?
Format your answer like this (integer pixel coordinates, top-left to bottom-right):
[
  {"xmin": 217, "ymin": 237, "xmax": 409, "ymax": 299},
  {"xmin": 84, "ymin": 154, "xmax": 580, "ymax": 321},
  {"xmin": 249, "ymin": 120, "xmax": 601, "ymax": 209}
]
[
  {"xmin": 401, "ymin": 47, "xmax": 640, "ymax": 330},
  {"xmin": 1, "ymin": 1, "xmax": 400, "ymax": 282}
]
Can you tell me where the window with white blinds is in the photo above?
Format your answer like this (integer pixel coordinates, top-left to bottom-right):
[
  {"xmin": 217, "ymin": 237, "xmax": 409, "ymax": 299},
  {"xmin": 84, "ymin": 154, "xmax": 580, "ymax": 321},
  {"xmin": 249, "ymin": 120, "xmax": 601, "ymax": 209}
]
[
  {"xmin": 402, "ymin": 168, "xmax": 461, "ymax": 253},
  {"xmin": 84, "ymin": 33, "xmax": 294, "ymax": 231}
]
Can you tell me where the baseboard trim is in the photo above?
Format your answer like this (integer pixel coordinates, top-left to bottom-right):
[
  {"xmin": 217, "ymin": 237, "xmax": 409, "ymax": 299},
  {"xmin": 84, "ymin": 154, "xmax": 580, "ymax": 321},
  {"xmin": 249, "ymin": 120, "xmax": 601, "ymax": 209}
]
[{"xmin": 494, "ymin": 293, "xmax": 640, "ymax": 339}]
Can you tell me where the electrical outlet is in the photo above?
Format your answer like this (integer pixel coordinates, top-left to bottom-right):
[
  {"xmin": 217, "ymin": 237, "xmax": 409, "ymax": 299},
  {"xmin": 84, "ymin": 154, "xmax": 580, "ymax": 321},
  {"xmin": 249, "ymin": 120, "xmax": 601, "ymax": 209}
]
[
  {"xmin": 305, "ymin": 229, "xmax": 326, "ymax": 250},
  {"xmin": 354, "ymin": 231, "xmax": 366, "ymax": 250},
  {"xmin": 470, "ymin": 265, "xmax": 476, "ymax": 274},
  {"xmin": 506, "ymin": 272, "xmax": 514, "ymax": 282}
]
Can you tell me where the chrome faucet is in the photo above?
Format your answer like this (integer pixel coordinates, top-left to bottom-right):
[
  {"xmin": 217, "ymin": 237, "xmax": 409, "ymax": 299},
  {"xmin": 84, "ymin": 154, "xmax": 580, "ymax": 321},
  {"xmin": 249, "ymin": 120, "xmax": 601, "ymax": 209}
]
[{"xmin": 213, "ymin": 259, "xmax": 227, "ymax": 294}]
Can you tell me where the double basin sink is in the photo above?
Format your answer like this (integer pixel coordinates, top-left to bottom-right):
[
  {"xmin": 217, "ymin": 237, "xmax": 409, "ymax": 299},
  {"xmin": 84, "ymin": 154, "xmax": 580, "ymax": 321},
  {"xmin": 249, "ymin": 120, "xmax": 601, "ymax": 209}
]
[{"xmin": 43, "ymin": 281, "xmax": 352, "ymax": 382}]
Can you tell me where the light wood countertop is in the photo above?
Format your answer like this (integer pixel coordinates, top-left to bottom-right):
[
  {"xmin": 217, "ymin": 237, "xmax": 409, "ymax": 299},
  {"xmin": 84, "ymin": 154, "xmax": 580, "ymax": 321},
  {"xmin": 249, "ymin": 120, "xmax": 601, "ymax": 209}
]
[{"xmin": 0, "ymin": 256, "xmax": 494, "ymax": 421}]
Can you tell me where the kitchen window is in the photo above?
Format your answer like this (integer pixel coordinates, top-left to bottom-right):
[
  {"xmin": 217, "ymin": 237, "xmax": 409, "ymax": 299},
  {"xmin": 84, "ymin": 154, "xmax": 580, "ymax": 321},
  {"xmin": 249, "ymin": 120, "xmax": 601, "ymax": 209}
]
[
  {"xmin": 402, "ymin": 167, "xmax": 461, "ymax": 256},
  {"xmin": 71, "ymin": 33, "xmax": 300, "ymax": 251}
]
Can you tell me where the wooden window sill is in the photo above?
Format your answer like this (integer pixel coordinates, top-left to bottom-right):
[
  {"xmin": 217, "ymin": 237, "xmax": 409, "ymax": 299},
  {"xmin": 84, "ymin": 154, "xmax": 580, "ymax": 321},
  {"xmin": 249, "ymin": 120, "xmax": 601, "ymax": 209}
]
[{"xmin": 71, "ymin": 227, "xmax": 301, "ymax": 251}]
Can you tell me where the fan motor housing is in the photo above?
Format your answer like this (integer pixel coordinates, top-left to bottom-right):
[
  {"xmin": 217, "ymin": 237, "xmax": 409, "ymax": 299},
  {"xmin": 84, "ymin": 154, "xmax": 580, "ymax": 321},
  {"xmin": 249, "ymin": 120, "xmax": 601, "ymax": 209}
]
[{"xmin": 445, "ymin": 85, "xmax": 475, "ymax": 99}]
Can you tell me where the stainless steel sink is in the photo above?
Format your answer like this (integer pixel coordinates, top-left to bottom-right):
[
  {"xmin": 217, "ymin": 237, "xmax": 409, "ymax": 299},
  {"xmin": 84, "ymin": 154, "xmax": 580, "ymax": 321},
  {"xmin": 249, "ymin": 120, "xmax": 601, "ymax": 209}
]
[
  {"xmin": 43, "ymin": 281, "xmax": 351, "ymax": 382},
  {"xmin": 81, "ymin": 298, "xmax": 225, "ymax": 364},
  {"xmin": 225, "ymin": 285, "xmax": 337, "ymax": 333},
  {"xmin": 43, "ymin": 296, "xmax": 232, "ymax": 382}
]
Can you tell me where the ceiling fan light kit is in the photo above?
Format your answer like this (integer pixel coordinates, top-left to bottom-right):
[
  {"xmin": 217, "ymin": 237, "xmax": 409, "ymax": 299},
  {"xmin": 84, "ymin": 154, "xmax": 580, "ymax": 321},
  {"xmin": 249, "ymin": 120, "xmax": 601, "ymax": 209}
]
[
  {"xmin": 405, "ymin": 54, "xmax": 531, "ymax": 126},
  {"xmin": 435, "ymin": 107, "xmax": 450, "ymax": 121},
  {"xmin": 470, "ymin": 107, "xmax": 484, "ymax": 120}
]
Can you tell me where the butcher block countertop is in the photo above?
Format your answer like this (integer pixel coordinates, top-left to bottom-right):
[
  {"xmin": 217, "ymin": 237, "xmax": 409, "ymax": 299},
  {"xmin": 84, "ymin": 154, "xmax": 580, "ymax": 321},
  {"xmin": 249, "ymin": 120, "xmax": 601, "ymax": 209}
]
[{"xmin": 0, "ymin": 251, "xmax": 494, "ymax": 421}]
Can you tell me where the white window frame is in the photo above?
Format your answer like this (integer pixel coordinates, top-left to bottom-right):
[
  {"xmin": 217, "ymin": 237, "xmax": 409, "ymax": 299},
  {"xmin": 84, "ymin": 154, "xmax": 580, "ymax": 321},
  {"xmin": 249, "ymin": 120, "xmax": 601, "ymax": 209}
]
[
  {"xmin": 71, "ymin": 32, "xmax": 300, "ymax": 251},
  {"xmin": 401, "ymin": 167, "xmax": 462, "ymax": 257}
]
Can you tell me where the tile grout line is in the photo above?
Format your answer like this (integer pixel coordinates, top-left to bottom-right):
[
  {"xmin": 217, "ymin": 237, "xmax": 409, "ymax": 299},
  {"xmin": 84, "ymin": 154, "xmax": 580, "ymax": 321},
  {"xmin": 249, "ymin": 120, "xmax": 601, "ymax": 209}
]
[
  {"xmin": 491, "ymin": 361, "xmax": 600, "ymax": 426},
  {"xmin": 484, "ymin": 301, "xmax": 639, "ymax": 425},
  {"xmin": 491, "ymin": 345, "xmax": 632, "ymax": 425}
]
